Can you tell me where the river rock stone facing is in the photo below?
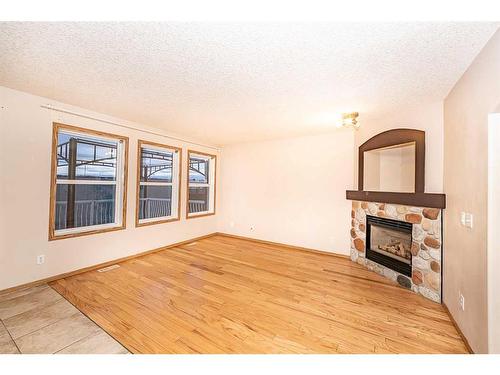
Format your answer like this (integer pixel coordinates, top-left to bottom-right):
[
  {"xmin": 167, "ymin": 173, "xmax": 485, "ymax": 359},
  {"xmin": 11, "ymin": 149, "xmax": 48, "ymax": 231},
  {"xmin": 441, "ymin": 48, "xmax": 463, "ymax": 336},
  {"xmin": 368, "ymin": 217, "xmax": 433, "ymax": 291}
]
[
  {"xmin": 397, "ymin": 275, "xmax": 412, "ymax": 289},
  {"xmin": 350, "ymin": 200, "xmax": 442, "ymax": 303}
]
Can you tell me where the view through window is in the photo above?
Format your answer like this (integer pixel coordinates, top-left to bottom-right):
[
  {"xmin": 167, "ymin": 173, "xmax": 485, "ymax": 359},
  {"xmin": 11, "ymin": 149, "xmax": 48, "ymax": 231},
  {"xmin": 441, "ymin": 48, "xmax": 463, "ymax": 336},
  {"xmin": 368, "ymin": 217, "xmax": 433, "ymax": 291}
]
[
  {"xmin": 137, "ymin": 142, "xmax": 180, "ymax": 224},
  {"xmin": 50, "ymin": 124, "xmax": 127, "ymax": 239},
  {"xmin": 187, "ymin": 151, "xmax": 216, "ymax": 217}
]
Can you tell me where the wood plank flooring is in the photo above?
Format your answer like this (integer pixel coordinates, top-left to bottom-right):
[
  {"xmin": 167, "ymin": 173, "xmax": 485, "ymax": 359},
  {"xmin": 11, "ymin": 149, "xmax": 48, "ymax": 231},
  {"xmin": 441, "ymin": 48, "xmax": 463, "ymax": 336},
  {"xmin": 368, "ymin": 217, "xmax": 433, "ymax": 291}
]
[{"xmin": 50, "ymin": 235, "xmax": 468, "ymax": 354}]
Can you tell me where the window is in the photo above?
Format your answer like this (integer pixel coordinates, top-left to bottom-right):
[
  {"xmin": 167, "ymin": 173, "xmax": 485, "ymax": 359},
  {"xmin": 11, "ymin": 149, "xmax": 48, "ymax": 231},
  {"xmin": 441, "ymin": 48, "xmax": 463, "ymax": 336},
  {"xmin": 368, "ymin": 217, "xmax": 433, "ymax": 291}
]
[
  {"xmin": 136, "ymin": 141, "xmax": 181, "ymax": 226},
  {"xmin": 187, "ymin": 150, "xmax": 216, "ymax": 218},
  {"xmin": 49, "ymin": 123, "xmax": 128, "ymax": 240}
]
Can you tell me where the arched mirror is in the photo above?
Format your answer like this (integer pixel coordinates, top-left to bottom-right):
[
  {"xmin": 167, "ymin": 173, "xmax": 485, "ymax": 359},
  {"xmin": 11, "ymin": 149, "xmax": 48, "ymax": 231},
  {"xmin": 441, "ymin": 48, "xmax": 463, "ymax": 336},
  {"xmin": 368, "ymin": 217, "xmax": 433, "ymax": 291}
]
[{"xmin": 358, "ymin": 129, "xmax": 425, "ymax": 193}]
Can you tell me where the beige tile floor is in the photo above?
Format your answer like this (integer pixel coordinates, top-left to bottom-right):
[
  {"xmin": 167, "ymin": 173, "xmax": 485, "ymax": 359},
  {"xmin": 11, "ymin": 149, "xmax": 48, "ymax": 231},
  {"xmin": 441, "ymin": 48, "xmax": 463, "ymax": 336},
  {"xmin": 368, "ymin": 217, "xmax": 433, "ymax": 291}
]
[{"xmin": 0, "ymin": 284, "xmax": 128, "ymax": 354}]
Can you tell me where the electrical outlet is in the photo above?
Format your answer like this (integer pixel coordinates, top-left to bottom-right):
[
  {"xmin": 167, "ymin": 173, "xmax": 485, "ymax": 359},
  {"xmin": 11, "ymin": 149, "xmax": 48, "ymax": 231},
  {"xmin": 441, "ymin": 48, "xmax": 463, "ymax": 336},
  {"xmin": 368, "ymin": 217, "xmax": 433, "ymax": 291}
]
[
  {"xmin": 459, "ymin": 292, "xmax": 465, "ymax": 311},
  {"xmin": 250, "ymin": 226, "xmax": 255, "ymax": 231},
  {"xmin": 36, "ymin": 255, "xmax": 45, "ymax": 265}
]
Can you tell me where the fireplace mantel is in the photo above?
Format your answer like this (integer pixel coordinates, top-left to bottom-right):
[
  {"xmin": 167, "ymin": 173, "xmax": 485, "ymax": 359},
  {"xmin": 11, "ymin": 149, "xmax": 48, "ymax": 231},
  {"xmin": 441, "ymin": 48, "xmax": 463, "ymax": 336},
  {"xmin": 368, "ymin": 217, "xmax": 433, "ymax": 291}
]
[
  {"xmin": 347, "ymin": 129, "xmax": 446, "ymax": 209},
  {"xmin": 346, "ymin": 190, "xmax": 446, "ymax": 209}
]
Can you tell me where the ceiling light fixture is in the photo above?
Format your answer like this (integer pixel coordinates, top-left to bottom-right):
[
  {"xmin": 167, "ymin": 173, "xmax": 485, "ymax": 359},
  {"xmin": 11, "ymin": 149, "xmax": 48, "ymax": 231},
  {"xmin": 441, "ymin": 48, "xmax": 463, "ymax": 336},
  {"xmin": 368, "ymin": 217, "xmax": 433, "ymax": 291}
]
[{"xmin": 338, "ymin": 112, "xmax": 360, "ymax": 129}]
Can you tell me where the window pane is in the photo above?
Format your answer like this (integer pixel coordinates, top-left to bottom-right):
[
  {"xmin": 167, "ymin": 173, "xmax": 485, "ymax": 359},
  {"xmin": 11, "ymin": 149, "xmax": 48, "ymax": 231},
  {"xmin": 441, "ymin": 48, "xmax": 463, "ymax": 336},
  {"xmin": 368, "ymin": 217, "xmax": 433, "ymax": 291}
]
[
  {"xmin": 140, "ymin": 147, "xmax": 173, "ymax": 183},
  {"xmin": 188, "ymin": 186, "xmax": 209, "ymax": 213},
  {"xmin": 55, "ymin": 184, "xmax": 116, "ymax": 230},
  {"xmin": 139, "ymin": 185, "xmax": 172, "ymax": 220},
  {"xmin": 189, "ymin": 157, "xmax": 209, "ymax": 183},
  {"xmin": 57, "ymin": 132, "xmax": 117, "ymax": 181}
]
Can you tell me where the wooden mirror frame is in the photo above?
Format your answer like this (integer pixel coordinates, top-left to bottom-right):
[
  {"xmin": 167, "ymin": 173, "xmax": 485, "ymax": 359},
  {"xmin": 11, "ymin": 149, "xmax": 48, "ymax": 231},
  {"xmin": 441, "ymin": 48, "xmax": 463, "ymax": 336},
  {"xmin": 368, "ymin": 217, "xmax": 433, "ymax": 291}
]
[
  {"xmin": 347, "ymin": 128, "xmax": 445, "ymax": 208},
  {"xmin": 358, "ymin": 128, "xmax": 425, "ymax": 193}
]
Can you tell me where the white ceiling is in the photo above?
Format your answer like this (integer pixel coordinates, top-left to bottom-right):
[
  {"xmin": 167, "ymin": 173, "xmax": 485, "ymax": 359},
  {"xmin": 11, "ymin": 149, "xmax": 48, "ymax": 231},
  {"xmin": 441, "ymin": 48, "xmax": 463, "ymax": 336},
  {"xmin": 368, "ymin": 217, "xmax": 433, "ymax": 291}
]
[{"xmin": 0, "ymin": 22, "xmax": 498, "ymax": 146}]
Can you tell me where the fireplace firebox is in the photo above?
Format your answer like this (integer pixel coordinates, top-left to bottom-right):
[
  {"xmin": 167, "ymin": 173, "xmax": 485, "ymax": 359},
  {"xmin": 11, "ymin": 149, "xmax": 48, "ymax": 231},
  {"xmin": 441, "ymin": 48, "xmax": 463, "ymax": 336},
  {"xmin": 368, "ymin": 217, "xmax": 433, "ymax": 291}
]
[{"xmin": 366, "ymin": 215, "xmax": 412, "ymax": 277}]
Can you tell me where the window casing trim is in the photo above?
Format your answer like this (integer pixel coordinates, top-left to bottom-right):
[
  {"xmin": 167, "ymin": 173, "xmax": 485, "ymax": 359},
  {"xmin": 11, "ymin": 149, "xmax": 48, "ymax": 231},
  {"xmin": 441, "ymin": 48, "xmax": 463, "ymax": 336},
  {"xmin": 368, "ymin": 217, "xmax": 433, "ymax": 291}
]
[
  {"xmin": 135, "ymin": 140, "xmax": 182, "ymax": 227},
  {"xmin": 48, "ymin": 123, "xmax": 129, "ymax": 241},
  {"xmin": 186, "ymin": 150, "xmax": 217, "ymax": 219}
]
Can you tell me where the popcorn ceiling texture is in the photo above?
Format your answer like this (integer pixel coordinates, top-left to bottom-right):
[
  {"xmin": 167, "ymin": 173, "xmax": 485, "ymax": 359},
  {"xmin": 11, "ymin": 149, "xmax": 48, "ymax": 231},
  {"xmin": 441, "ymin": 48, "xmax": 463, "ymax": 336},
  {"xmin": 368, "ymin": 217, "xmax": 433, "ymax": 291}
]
[{"xmin": 0, "ymin": 22, "xmax": 497, "ymax": 145}]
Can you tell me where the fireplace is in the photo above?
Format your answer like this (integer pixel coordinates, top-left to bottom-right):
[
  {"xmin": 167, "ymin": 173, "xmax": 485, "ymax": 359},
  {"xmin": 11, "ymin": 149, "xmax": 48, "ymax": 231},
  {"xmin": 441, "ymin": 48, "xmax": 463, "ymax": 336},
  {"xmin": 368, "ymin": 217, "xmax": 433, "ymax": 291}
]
[
  {"xmin": 347, "ymin": 129, "xmax": 444, "ymax": 301},
  {"xmin": 366, "ymin": 215, "xmax": 412, "ymax": 277}
]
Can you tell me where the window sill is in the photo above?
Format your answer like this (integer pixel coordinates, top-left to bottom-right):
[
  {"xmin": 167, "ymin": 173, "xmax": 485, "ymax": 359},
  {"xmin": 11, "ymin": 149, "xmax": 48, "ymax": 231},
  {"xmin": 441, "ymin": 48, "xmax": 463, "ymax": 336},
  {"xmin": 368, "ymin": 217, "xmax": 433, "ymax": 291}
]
[
  {"xmin": 49, "ymin": 223, "xmax": 126, "ymax": 241},
  {"xmin": 186, "ymin": 211, "xmax": 216, "ymax": 220},
  {"xmin": 136, "ymin": 216, "xmax": 180, "ymax": 227}
]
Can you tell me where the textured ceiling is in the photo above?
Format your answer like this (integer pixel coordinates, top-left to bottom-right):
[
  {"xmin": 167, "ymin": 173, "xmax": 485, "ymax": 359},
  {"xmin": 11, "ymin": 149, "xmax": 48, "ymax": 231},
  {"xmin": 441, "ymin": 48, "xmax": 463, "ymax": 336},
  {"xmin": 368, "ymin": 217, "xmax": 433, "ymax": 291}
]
[{"xmin": 0, "ymin": 22, "xmax": 498, "ymax": 145}]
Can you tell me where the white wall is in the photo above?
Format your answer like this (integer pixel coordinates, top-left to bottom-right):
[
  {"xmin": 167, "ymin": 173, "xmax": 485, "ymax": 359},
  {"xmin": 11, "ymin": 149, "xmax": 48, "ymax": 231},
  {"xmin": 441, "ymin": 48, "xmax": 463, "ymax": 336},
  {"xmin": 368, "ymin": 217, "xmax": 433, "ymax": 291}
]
[
  {"xmin": 0, "ymin": 86, "xmax": 220, "ymax": 291},
  {"xmin": 444, "ymin": 29, "xmax": 500, "ymax": 353},
  {"xmin": 488, "ymin": 113, "xmax": 500, "ymax": 354},
  {"xmin": 217, "ymin": 130, "xmax": 355, "ymax": 254},
  {"xmin": 354, "ymin": 101, "xmax": 444, "ymax": 193}
]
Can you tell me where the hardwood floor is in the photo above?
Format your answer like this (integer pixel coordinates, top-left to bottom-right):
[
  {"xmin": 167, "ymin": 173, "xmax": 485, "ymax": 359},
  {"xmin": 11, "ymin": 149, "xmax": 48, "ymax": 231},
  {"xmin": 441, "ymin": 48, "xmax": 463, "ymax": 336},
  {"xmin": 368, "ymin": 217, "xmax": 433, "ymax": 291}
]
[{"xmin": 50, "ymin": 235, "xmax": 469, "ymax": 354}]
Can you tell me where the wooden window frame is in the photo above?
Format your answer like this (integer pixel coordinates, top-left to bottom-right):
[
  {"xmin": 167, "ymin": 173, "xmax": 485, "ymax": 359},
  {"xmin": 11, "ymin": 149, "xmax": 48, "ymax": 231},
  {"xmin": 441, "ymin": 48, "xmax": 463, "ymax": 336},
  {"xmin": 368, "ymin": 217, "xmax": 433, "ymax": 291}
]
[
  {"xmin": 48, "ymin": 122, "xmax": 129, "ymax": 241},
  {"xmin": 135, "ymin": 140, "xmax": 182, "ymax": 227},
  {"xmin": 186, "ymin": 150, "xmax": 217, "ymax": 219}
]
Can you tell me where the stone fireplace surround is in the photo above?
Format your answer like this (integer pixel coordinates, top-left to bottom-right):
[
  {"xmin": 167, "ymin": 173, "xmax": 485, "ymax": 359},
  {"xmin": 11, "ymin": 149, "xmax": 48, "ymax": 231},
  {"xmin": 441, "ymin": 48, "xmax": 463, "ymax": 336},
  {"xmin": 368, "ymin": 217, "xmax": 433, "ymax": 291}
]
[{"xmin": 350, "ymin": 200, "xmax": 442, "ymax": 303}]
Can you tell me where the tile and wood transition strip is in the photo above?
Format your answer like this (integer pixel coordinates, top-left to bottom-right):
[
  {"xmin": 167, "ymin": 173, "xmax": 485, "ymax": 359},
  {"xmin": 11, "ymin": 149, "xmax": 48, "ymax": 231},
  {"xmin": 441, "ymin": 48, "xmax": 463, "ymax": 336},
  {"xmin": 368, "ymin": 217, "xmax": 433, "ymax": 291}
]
[{"xmin": 0, "ymin": 284, "xmax": 127, "ymax": 354}]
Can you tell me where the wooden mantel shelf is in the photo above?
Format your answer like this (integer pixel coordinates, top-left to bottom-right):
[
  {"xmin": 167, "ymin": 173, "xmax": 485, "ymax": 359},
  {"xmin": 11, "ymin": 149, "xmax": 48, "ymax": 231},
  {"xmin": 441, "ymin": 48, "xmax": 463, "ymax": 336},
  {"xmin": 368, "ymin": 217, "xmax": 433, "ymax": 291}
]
[
  {"xmin": 346, "ymin": 190, "xmax": 446, "ymax": 209},
  {"xmin": 350, "ymin": 129, "xmax": 446, "ymax": 209}
]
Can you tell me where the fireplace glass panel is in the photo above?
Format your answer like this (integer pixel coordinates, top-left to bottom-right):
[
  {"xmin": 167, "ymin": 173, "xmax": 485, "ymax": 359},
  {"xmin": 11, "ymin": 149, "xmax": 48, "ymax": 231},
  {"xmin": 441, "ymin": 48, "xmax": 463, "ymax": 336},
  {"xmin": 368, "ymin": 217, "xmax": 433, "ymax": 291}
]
[{"xmin": 370, "ymin": 224, "xmax": 412, "ymax": 264}]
